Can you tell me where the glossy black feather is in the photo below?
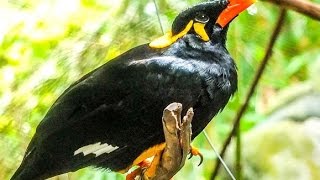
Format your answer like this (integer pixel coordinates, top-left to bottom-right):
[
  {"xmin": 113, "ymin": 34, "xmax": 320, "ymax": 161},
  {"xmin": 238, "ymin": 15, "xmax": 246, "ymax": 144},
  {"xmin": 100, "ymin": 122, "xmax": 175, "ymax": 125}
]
[{"xmin": 11, "ymin": 1, "xmax": 238, "ymax": 179}]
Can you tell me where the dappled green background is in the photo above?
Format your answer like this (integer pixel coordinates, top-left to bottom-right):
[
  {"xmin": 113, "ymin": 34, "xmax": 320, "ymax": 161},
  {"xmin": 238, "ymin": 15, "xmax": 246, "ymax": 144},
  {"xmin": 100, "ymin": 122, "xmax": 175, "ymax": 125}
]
[{"xmin": 1, "ymin": 0, "xmax": 319, "ymax": 179}]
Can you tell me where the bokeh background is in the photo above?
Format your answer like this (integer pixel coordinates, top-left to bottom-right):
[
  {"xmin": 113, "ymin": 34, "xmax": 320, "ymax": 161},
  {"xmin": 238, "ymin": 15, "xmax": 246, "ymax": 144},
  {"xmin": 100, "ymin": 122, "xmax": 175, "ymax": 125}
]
[{"xmin": 1, "ymin": 0, "xmax": 320, "ymax": 179}]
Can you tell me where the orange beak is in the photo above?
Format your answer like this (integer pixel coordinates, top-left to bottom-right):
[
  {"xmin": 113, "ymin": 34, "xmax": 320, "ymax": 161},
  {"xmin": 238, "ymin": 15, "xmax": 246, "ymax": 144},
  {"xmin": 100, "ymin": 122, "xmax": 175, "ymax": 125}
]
[{"xmin": 216, "ymin": 0, "xmax": 256, "ymax": 28}]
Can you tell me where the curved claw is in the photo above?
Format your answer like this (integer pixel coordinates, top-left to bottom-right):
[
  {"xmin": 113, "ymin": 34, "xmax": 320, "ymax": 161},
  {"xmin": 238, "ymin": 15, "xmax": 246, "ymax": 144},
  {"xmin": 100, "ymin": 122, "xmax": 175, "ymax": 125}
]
[
  {"xmin": 126, "ymin": 168, "xmax": 142, "ymax": 180},
  {"xmin": 197, "ymin": 152, "xmax": 204, "ymax": 166},
  {"xmin": 126, "ymin": 158, "xmax": 153, "ymax": 180},
  {"xmin": 190, "ymin": 147, "xmax": 204, "ymax": 166}
]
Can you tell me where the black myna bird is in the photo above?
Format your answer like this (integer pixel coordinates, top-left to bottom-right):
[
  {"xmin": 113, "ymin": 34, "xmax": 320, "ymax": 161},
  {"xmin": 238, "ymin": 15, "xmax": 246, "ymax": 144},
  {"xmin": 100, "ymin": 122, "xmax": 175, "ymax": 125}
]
[{"xmin": 11, "ymin": 0, "xmax": 255, "ymax": 179}]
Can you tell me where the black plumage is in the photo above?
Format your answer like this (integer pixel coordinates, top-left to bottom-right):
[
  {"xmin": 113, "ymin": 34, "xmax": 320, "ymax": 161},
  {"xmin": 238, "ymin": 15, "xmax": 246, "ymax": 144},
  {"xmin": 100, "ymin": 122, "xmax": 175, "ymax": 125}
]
[{"xmin": 11, "ymin": 0, "xmax": 241, "ymax": 179}]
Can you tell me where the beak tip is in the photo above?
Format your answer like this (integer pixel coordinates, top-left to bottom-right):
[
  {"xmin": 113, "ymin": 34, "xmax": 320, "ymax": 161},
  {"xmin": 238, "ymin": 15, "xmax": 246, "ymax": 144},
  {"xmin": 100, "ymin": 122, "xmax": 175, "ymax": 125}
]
[{"xmin": 216, "ymin": 0, "xmax": 256, "ymax": 27}]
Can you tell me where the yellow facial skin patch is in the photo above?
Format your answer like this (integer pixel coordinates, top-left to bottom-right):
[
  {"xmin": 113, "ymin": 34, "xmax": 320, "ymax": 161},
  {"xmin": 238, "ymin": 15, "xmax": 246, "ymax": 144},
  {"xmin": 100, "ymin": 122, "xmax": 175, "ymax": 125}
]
[
  {"xmin": 193, "ymin": 22, "xmax": 210, "ymax": 41},
  {"xmin": 149, "ymin": 20, "xmax": 210, "ymax": 49},
  {"xmin": 149, "ymin": 20, "xmax": 194, "ymax": 49}
]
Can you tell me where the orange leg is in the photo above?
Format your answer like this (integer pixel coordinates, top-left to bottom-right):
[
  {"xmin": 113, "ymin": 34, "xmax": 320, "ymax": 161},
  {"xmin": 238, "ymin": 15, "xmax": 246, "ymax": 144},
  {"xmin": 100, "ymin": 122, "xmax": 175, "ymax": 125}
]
[
  {"xmin": 125, "ymin": 143, "xmax": 166, "ymax": 180},
  {"xmin": 143, "ymin": 150, "xmax": 162, "ymax": 179}
]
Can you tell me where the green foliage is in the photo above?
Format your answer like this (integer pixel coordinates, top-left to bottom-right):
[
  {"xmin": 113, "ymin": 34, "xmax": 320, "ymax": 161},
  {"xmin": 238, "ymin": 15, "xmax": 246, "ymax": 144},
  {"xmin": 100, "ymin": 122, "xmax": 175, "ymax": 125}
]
[
  {"xmin": 225, "ymin": 120, "xmax": 320, "ymax": 180},
  {"xmin": 0, "ymin": 0, "xmax": 319, "ymax": 179}
]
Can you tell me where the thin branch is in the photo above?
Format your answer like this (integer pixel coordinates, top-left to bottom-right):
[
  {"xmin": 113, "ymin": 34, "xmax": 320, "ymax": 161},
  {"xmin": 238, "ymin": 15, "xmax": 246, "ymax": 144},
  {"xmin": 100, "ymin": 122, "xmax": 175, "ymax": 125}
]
[
  {"xmin": 210, "ymin": 9, "xmax": 287, "ymax": 180},
  {"xmin": 235, "ymin": 126, "xmax": 242, "ymax": 180},
  {"xmin": 263, "ymin": 0, "xmax": 320, "ymax": 21}
]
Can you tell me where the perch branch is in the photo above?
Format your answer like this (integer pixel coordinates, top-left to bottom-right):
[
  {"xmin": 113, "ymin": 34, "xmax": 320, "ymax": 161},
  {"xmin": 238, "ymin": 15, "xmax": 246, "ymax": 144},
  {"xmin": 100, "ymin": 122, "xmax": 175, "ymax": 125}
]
[
  {"xmin": 210, "ymin": 9, "xmax": 287, "ymax": 180},
  {"xmin": 262, "ymin": 0, "xmax": 320, "ymax": 21},
  {"xmin": 139, "ymin": 103, "xmax": 194, "ymax": 180}
]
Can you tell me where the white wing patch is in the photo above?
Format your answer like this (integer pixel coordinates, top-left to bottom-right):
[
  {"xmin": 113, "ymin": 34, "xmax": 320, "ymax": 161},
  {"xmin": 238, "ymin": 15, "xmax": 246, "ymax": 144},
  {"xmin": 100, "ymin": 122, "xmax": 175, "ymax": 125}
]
[{"xmin": 74, "ymin": 142, "xmax": 119, "ymax": 157}]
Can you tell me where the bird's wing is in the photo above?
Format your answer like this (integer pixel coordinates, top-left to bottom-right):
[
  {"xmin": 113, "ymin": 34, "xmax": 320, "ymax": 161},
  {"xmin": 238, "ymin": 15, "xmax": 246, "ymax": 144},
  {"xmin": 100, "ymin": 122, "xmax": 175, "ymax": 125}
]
[
  {"xmin": 25, "ymin": 44, "xmax": 206, "ymax": 157},
  {"xmin": 33, "ymin": 44, "xmax": 160, "ymax": 140}
]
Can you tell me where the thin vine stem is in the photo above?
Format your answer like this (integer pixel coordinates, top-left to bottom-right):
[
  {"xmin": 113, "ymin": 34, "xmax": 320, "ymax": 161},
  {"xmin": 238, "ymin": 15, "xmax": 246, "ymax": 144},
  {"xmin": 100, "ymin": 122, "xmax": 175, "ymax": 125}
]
[{"xmin": 153, "ymin": 0, "xmax": 164, "ymax": 34}]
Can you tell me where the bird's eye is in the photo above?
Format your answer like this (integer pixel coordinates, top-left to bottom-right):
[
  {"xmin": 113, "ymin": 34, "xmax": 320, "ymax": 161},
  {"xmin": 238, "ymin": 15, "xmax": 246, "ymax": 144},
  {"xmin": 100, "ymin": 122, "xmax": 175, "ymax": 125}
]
[{"xmin": 195, "ymin": 14, "xmax": 209, "ymax": 23}]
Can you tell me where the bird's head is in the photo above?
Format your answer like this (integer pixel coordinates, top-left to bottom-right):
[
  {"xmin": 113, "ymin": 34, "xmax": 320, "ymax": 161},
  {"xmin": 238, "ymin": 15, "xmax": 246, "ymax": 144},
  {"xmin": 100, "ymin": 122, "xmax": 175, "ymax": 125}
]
[{"xmin": 150, "ymin": 0, "xmax": 255, "ymax": 48}]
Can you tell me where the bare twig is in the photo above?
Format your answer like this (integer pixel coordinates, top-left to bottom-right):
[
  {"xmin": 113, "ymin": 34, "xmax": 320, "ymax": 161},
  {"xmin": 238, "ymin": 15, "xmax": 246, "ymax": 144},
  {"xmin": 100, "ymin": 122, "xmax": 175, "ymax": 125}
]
[
  {"xmin": 210, "ymin": 9, "xmax": 287, "ymax": 180},
  {"xmin": 263, "ymin": 0, "xmax": 320, "ymax": 21},
  {"xmin": 140, "ymin": 103, "xmax": 194, "ymax": 180}
]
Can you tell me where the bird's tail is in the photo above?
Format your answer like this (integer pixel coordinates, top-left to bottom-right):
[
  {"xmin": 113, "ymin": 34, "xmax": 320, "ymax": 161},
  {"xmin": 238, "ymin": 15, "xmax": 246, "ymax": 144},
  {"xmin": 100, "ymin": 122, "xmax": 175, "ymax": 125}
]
[
  {"xmin": 10, "ymin": 150, "xmax": 44, "ymax": 180},
  {"xmin": 11, "ymin": 137, "xmax": 46, "ymax": 180}
]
